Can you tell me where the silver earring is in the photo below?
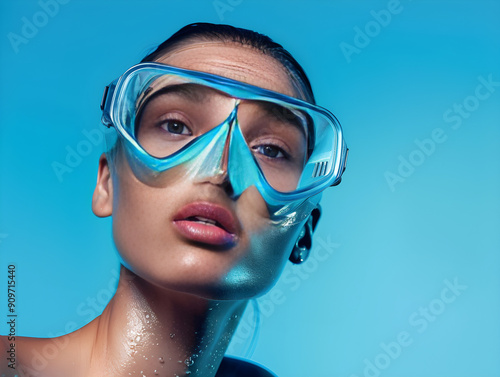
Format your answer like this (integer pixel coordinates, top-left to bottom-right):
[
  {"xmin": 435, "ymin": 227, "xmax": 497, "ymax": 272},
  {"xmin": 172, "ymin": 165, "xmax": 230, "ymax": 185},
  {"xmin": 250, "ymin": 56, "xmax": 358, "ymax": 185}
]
[
  {"xmin": 289, "ymin": 227, "xmax": 310, "ymax": 264},
  {"xmin": 290, "ymin": 244, "xmax": 310, "ymax": 264}
]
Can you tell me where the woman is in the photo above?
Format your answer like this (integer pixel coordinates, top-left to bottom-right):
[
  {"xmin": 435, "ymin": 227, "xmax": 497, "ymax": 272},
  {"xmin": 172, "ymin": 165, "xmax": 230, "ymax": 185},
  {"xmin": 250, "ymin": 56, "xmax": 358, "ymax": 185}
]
[{"xmin": 2, "ymin": 23, "xmax": 347, "ymax": 377}]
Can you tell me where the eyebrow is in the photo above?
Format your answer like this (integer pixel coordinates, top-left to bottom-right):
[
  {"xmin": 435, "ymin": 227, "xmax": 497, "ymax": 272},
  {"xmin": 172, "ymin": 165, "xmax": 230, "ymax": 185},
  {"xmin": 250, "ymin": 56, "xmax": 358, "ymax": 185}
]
[
  {"xmin": 258, "ymin": 102, "xmax": 307, "ymax": 136},
  {"xmin": 134, "ymin": 83, "xmax": 223, "ymax": 130},
  {"xmin": 140, "ymin": 83, "xmax": 217, "ymax": 106}
]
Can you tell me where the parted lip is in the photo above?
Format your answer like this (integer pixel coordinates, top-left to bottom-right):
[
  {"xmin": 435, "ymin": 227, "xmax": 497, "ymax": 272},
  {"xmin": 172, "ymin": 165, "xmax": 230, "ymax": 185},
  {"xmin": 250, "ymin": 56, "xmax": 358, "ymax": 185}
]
[{"xmin": 173, "ymin": 202, "xmax": 239, "ymax": 235}]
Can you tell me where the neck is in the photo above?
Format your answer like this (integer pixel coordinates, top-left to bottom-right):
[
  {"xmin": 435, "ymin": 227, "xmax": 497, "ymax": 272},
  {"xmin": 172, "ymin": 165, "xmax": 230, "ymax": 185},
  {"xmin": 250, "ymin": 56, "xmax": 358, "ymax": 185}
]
[{"xmin": 88, "ymin": 265, "xmax": 247, "ymax": 377}]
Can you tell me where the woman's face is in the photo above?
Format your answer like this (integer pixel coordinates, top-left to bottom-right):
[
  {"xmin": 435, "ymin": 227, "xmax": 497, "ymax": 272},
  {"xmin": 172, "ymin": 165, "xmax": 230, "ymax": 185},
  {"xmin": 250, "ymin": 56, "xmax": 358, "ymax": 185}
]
[{"xmin": 94, "ymin": 40, "xmax": 313, "ymax": 300}]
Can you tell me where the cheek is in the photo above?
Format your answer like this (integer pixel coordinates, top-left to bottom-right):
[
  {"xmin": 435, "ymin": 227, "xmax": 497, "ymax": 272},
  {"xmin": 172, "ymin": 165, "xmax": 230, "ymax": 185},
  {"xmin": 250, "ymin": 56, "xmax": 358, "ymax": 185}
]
[
  {"xmin": 222, "ymin": 188, "xmax": 304, "ymax": 298},
  {"xmin": 222, "ymin": 221, "xmax": 303, "ymax": 299},
  {"xmin": 110, "ymin": 163, "xmax": 176, "ymax": 276}
]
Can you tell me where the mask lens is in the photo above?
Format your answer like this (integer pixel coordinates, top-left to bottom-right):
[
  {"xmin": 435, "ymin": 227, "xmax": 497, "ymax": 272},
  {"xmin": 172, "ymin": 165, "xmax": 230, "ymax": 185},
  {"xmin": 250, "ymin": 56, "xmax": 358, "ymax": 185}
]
[
  {"xmin": 134, "ymin": 80, "xmax": 233, "ymax": 159},
  {"xmin": 115, "ymin": 68, "xmax": 340, "ymax": 196},
  {"xmin": 236, "ymin": 101, "xmax": 308, "ymax": 193},
  {"xmin": 129, "ymin": 77, "xmax": 309, "ymax": 193}
]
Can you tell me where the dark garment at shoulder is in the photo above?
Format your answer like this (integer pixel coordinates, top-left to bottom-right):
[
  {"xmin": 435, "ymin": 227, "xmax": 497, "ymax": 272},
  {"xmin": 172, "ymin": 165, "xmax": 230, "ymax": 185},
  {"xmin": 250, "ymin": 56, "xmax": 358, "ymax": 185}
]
[{"xmin": 216, "ymin": 356, "xmax": 277, "ymax": 377}]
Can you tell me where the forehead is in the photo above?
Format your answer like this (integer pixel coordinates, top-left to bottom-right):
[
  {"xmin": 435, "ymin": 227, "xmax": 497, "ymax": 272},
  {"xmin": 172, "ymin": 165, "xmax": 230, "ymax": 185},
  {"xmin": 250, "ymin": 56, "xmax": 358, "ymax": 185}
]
[{"xmin": 153, "ymin": 40, "xmax": 299, "ymax": 98}]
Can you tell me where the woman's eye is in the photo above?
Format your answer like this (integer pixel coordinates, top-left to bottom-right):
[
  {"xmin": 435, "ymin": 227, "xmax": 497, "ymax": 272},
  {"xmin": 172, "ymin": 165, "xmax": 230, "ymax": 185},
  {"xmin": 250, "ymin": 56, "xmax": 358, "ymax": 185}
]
[
  {"xmin": 252, "ymin": 145, "xmax": 286, "ymax": 159},
  {"xmin": 160, "ymin": 120, "xmax": 192, "ymax": 135}
]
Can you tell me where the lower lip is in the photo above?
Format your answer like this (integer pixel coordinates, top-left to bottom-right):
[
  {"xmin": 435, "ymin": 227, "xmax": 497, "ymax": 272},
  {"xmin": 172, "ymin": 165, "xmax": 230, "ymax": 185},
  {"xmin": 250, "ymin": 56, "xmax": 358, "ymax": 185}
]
[{"xmin": 173, "ymin": 220, "xmax": 237, "ymax": 247}]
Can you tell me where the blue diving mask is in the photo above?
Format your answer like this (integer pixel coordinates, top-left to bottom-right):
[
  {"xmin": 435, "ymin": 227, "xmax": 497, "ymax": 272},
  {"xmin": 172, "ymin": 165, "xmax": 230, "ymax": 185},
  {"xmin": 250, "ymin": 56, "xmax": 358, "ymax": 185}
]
[{"xmin": 100, "ymin": 62, "xmax": 347, "ymax": 220}]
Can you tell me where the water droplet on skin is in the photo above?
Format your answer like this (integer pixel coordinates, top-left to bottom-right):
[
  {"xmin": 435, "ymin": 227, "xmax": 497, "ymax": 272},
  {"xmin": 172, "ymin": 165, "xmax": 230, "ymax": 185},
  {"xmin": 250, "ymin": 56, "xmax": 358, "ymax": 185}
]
[
  {"xmin": 159, "ymin": 357, "xmax": 165, "ymax": 364},
  {"xmin": 154, "ymin": 370, "xmax": 158, "ymax": 376},
  {"xmin": 186, "ymin": 372, "xmax": 192, "ymax": 375},
  {"xmin": 178, "ymin": 360, "xmax": 183, "ymax": 364},
  {"xmin": 184, "ymin": 357, "xmax": 194, "ymax": 366},
  {"xmin": 170, "ymin": 333, "xmax": 175, "ymax": 339},
  {"xmin": 146, "ymin": 314, "xmax": 150, "ymax": 319}
]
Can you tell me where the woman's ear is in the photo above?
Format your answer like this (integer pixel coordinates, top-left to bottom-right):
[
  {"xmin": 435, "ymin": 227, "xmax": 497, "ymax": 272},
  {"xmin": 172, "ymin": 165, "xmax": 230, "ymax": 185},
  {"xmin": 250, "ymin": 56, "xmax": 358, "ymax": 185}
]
[
  {"xmin": 289, "ymin": 205, "xmax": 321, "ymax": 264},
  {"xmin": 92, "ymin": 153, "xmax": 113, "ymax": 218}
]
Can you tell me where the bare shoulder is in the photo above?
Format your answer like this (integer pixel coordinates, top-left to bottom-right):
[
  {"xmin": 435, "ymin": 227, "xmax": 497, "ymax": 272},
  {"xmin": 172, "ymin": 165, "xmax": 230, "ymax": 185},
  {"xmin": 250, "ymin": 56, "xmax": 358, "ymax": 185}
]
[
  {"xmin": 0, "ymin": 334, "xmax": 73, "ymax": 377},
  {"xmin": 1, "ymin": 335, "xmax": 18, "ymax": 375},
  {"xmin": 216, "ymin": 356, "xmax": 277, "ymax": 377},
  {"xmin": 1, "ymin": 335, "xmax": 27, "ymax": 376}
]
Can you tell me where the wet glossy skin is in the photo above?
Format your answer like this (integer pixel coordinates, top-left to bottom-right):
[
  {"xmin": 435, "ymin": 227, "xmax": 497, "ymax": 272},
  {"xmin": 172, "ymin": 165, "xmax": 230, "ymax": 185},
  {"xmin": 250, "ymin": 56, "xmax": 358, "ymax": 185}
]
[
  {"xmin": 0, "ymin": 40, "xmax": 317, "ymax": 377},
  {"xmin": 98, "ymin": 41, "xmax": 311, "ymax": 301}
]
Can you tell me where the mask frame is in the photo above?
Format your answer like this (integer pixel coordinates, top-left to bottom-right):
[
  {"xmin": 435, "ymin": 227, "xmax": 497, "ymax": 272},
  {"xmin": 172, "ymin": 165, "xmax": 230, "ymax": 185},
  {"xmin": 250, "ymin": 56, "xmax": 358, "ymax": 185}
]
[{"xmin": 100, "ymin": 62, "xmax": 348, "ymax": 210}]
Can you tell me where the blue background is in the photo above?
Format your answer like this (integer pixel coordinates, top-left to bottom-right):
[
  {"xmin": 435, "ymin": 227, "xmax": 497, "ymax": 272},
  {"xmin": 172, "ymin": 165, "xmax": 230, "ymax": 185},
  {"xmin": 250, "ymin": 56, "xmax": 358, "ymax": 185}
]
[{"xmin": 1, "ymin": 1, "xmax": 499, "ymax": 376}]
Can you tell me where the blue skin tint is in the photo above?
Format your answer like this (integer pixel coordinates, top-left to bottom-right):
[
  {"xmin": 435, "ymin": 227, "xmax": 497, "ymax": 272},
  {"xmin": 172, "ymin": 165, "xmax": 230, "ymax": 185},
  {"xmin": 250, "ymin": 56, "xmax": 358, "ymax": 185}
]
[{"xmin": 0, "ymin": 40, "xmax": 319, "ymax": 377}]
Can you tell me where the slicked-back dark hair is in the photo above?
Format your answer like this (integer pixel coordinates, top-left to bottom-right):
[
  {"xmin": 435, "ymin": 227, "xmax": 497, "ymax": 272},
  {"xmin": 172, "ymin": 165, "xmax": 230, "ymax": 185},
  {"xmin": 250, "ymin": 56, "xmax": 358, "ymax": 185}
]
[{"xmin": 141, "ymin": 22, "xmax": 316, "ymax": 104}]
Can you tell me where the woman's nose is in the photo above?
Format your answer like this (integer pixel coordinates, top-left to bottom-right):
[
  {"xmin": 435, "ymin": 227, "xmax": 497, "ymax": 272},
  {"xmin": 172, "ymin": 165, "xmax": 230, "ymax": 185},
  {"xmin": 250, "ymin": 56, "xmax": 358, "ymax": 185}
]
[{"xmin": 190, "ymin": 106, "xmax": 237, "ymax": 198}]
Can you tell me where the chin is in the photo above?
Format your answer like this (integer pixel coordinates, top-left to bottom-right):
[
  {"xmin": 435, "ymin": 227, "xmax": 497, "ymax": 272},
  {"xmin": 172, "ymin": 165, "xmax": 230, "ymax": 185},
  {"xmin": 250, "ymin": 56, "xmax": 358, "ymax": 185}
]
[
  {"xmin": 179, "ymin": 279, "xmax": 278, "ymax": 301},
  {"xmin": 182, "ymin": 262, "xmax": 286, "ymax": 301},
  {"xmin": 120, "ymin": 253, "xmax": 281, "ymax": 302}
]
